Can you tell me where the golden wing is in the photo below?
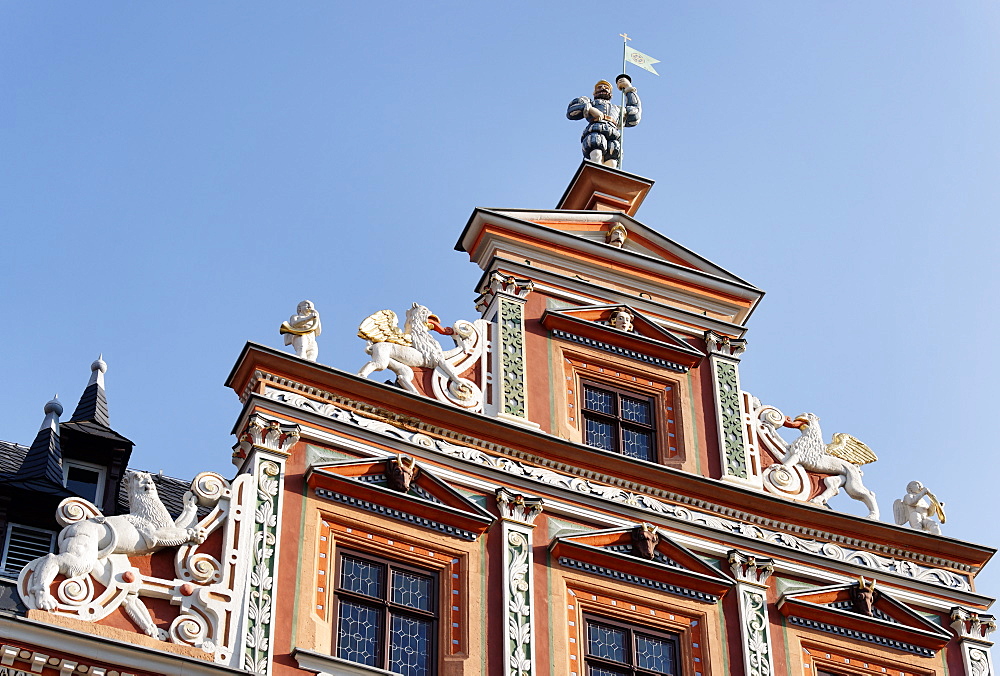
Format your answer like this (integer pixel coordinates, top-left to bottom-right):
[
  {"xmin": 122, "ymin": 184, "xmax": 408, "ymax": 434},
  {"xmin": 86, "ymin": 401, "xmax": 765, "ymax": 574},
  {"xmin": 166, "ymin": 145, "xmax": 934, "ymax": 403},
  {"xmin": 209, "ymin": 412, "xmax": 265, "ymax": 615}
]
[
  {"xmin": 826, "ymin": 433, "xmax": 878, "ymax": 465},
  {"xmin": 358, "ymin": 309, "xmax": 412, "ymax": 346}
]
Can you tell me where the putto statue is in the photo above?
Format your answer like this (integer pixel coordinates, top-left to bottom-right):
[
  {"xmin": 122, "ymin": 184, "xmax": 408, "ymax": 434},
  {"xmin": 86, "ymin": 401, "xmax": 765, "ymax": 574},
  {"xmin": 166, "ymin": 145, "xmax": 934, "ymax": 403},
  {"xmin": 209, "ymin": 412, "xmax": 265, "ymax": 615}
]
[
  {"xmin": 280, "ymin": 300, "xmax": 321, "ymax": 362},
  {"xmin": 23, "ymin": 471, "xmax": 206, "ymax": 637},
  {"xmin": 780, "ymin": 413, "xmax": 880, "ymax": 520},
  {"xmin": 357, "ymin": 303, "xmax": 477, "ymax": 401},
  {"xmin": 567, "ymin": 75, "xmax": 641, "ymax": 168},
  {"xmin": 893, "ymin": 480, "xmax": 946, "ymax": 535}
]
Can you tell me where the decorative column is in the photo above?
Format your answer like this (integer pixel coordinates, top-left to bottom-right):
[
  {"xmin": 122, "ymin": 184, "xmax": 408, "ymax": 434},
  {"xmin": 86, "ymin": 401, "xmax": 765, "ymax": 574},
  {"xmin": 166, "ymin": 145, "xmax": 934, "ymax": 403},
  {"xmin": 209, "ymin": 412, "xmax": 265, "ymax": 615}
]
[
  {"xmin": 496, "ymin": 487, "xmax": 544, "ymax": 676},
  {"xmin": 728, "ymin": 550, "xmax": 776, "ymax": 676},
  {"xmin": 951, "ymin": 607, "xmax": 997, "ymax": 675},
  {"xmin": 477, "ymin": 272, "xmax": 537, "ymax": 427},
  {"xmin": 706, "ymin": 331, "xmax": 760, "ymax": 489},
  {"xmin": 234, "ymin": 414, "xmax": 299, "ymax": 675}
]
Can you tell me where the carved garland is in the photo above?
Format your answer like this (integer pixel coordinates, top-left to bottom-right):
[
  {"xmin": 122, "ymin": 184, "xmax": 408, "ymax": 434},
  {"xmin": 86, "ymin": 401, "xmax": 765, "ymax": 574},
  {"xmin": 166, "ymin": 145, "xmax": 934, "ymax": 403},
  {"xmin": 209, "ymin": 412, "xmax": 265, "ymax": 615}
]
[
  {"xmin": 242, "ymin": 459, "xmax": 281, "ymax": 674},
  {"xmin": 499, "ymin": 298, "xmax": 527, "ymax": 418},
  {"xmin": 506, "ymin": 531, "xmax": 532, "ymax": 676},
  {"xmin": 258, "ymin": 387, "xmax": 973, "ymax": 591},
  {"xmin": 713, "ymin": 360, "xmax": 748, "ymax": 479},
  {"xmin": 740, "ymin": 587, "xmax": 772, "ymax": 676}
]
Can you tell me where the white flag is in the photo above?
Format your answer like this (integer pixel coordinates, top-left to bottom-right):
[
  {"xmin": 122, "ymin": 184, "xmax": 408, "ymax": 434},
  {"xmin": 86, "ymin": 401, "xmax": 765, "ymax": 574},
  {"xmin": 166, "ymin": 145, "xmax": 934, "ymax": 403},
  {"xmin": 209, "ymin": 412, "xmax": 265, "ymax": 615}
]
[{"xmin": 625, "ymin": 46, "xmax": 660, "ymax": 76}]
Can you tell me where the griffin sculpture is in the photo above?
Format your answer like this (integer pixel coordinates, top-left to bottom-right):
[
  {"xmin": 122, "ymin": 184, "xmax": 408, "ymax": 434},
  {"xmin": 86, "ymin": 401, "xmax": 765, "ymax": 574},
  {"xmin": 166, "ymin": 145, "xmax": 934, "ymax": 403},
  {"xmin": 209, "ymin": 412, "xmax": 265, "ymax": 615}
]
[
  {"xmin": 781, "ymin": 412, "xmax": 879, "ymax": 520},
  {"xmin": 357, "ymin": 303, "xmax": 473, "ymax": 399}
]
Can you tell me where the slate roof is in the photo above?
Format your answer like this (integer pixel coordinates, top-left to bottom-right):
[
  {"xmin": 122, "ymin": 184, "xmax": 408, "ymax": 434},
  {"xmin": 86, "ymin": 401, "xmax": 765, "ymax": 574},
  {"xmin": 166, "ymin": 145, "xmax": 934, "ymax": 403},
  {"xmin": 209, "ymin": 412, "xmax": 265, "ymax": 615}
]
[
  {"xmin": 116, "ymin": 470, "xmax": 208, "ymax": 519},
  {"xmin": 70, "ymin": 380, "xmax": 110, "ymax": 427},
  {"xmin": 0, "ymin": 440, "xmax": 27, "ymax": 474}
]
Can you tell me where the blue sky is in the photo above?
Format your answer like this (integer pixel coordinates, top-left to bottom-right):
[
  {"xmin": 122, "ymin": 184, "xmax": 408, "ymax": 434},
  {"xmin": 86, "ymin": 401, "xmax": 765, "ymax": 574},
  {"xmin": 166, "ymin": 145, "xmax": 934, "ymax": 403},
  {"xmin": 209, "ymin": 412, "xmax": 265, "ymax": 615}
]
[{"xmin": 3, "ymin": 3, "xmax": 999, "ymax": 595}]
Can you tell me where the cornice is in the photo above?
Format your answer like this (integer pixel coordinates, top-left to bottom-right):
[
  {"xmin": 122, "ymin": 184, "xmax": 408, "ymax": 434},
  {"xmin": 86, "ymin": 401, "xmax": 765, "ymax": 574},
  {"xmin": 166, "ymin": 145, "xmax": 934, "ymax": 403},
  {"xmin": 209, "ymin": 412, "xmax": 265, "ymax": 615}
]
[{"xmin": 239, "ymin": 369, "xmax": 988, "ymax": 592}]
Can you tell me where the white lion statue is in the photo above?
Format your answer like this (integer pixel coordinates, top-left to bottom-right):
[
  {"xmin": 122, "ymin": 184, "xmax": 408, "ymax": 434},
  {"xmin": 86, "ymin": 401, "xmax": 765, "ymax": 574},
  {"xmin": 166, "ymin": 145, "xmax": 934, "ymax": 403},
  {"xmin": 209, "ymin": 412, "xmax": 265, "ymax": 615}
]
[{"xmin": 24, "ymin": 471, "xmax": 206, "ymax": 638}]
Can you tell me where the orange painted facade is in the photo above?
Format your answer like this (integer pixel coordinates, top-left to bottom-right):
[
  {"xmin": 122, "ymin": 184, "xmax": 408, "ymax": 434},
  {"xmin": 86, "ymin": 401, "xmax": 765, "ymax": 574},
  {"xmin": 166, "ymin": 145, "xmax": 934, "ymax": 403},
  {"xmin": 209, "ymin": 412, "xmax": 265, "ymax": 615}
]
[{"xmin": 2, "ymin": 161, "xmax": 995, "ymax": 676}]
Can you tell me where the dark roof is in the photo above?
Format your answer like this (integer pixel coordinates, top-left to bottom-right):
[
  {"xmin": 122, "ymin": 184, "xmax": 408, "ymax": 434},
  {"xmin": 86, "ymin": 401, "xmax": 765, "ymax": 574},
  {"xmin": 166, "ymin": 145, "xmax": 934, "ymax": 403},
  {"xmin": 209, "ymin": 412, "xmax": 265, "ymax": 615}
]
[
  {"xmin": 116, "ymin": 470, "xmax": 209, "ymax": 519},
  {"xmin": 70, "ymin": 380, "xmax": 110, "ymax": 427},
  {"xmin": 0, "ymin": 440, "xmax": 27, "ymax": 474},
  {"xmin": 15, "ymin": 418, "xmax": 65, "ymax": 489},
  {"xmin": 60, "ymin": 420, "xmax": 132, "ymax": 444}
]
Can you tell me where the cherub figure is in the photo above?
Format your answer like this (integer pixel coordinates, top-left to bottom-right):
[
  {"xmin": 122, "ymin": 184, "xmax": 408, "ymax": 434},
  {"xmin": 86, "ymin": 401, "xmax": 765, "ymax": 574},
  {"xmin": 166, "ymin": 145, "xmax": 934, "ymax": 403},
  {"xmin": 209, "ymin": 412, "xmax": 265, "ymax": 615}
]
[
  {"xmin": 280, "ymin": 300, "xmax": 321, "ymax": 362},
  {"xmin": 893, "ymin": 481, "xmax": 945, "ymax": 535}
]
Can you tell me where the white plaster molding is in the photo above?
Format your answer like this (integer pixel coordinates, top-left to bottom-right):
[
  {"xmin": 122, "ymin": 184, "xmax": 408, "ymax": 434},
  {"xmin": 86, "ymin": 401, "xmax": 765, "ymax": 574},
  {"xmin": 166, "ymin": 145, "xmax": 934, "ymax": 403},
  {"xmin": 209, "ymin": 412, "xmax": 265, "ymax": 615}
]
[
  {"xmin": 0, "ymin": 617, "xmax": 249, "ymax": 675},
  {"xmin": 497, "ymin": 489, "xmax": 541, "ymax": 676},
  {"xmin": 255, "ymin": 384, "xmax": 974, "ymax": 592},
  {"xmin": 728, "ymin": 549, "xmax": 774, "ymax": 587},
  {"xmin": 293, "ymin": 648, "xmax": 395, "ymax": 675}
]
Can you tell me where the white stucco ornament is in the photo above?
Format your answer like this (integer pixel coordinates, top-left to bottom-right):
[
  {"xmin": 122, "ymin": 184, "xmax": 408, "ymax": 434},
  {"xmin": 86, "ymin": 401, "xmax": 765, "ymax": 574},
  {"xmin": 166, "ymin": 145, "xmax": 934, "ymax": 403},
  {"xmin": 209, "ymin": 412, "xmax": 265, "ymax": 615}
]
[
  {"xmin": 771, "ymin": 412, "xmax": 880, "ymax": 520},
  {"xmin": 893, "ymin": 481, "xmax": 946, "ymax": 535},
  {"xmin": 280, "ymin": 299, "xmax": 321, "ymax": 362},
  {"xmin": 21, "ymin": 471, "xmax": 209, "ymax": 638},
  {"xmin": 357, "ymin": 303, "xmax": 484, "ymax": 410}
]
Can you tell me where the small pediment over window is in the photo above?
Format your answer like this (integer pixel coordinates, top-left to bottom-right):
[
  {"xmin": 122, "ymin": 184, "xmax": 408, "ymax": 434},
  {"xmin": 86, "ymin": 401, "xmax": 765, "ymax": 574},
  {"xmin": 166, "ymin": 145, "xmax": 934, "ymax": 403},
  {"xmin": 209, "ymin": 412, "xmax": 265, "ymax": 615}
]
[
  {"xmin": 778, "ymin": 581, "xmax": 951, "ymax": 656},
  {"xmin": 550, "ymin": 524, "xmax": 732, "ymax": 603},
  {"xmin": 542, "ymin": 305, "xmax": 704, "ymax": 372},
  {"xmin": 308, "ymin": 456, "xmax": 494, "ymax": 541}
]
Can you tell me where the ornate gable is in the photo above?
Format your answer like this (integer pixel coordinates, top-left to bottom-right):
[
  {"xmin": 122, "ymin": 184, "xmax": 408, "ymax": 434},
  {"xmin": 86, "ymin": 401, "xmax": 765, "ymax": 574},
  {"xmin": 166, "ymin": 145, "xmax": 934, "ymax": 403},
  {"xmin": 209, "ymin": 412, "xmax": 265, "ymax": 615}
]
[
  {"xmin": 550, "ymin": 523, "xmax": 733, "ymax": 603},
  {"xmin": 541, "ymin": 304, "xmax": 704, "ymax": 373},
  {"xmin": 307, "ymin": 456, "xmax": 495, "ymax": 541},
  {"xmin": 777, "ymin": 581, "xmax": 952, "ymax": 656}
]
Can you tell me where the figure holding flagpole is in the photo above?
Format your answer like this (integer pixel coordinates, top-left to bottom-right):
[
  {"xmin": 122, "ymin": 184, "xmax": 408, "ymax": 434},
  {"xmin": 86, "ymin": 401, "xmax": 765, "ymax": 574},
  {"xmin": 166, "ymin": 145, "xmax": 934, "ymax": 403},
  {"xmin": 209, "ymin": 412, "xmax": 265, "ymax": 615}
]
[{"xmin": 566, "ymin": 34, "xmax": 658, "ymax": 170}]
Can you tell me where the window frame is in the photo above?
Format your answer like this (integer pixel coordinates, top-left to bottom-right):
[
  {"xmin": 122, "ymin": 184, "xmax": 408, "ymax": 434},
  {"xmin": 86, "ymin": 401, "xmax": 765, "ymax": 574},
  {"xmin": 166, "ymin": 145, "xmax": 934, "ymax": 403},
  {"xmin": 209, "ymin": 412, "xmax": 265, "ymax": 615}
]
[
  {"xmin": 1, "ymin": 522, "xmax": 57, "ymax": 575},
  {"xmin": 333, "ymin": 549, "xmax": 438, "ymax": 675},
  {"xmin": 62, "ymin": 459, "xmax": 107, "ymax": 505},
  {"xmin": 581, "ymin": 380, "xmax": 659, "ymax": 462},
  {"xmin": 583, "ymin": 613, "xmax": 682, "ymax": 676}
]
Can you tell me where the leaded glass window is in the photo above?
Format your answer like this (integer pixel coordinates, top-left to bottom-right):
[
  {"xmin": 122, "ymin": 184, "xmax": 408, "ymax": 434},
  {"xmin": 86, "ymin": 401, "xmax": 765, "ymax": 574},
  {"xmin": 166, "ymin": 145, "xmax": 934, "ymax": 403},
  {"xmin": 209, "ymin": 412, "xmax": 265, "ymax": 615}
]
[
  {"xmin": 335, "ymin": 552, "xmax": 437, "ymax": 675},
  {"xmin": 584, "ymin": 616, "xmax": 681, "ymax": 676},
  {"xmin": 582, "ymin": 383, "xmax": 658, "ymax": 462}
]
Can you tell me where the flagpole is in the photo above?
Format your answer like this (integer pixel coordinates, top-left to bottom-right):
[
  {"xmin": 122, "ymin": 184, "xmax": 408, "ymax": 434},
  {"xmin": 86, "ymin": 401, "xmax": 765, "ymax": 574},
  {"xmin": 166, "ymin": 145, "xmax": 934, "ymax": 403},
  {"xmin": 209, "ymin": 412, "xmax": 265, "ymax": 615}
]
[{"xmin": 619, "ymin": 33, "xmax": 630, "ymax": 169}]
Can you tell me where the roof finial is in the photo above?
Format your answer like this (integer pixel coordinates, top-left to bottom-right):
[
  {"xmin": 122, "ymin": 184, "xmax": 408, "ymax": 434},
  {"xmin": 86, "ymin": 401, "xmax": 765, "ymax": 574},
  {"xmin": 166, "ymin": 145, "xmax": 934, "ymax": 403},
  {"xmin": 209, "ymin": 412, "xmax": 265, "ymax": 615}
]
[{"xmin": 43, "ymin": 394, "xmax": 63, "ymax": 421}]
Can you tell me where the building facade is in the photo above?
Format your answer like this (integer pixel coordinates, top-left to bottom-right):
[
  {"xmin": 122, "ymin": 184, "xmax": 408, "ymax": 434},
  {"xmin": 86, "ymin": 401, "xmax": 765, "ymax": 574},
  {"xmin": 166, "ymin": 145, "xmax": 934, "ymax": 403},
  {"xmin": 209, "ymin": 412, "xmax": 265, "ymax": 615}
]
[{"xmin": 0, "ymin": 161, "xmax": 995, "ymax": 676}]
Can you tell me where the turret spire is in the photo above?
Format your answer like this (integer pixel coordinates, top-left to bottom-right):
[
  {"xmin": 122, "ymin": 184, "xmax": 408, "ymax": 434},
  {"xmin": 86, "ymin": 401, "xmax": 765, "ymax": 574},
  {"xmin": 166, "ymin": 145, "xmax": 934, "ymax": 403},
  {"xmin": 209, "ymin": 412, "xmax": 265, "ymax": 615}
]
[
  {"xmin": 15, "ymin": 395, "xmax": 65, "ymax": 487},
  {"xmin": 70, "ymin": 355, "xmax": 110, "ymax": 427}
]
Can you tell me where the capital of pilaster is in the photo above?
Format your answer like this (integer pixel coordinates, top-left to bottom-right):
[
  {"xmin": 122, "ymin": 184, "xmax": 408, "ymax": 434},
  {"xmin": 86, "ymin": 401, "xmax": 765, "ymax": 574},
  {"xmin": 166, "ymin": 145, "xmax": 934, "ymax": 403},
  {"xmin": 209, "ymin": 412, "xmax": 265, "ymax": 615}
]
[
  {"xmin": 475, "ymin": 272, "xmax": 533, "ymax": 313},
  {"xmin": 235, "ymin": 413, "xmax": 301, "ymax": 465},
  {"xmin": 728, "ymin": 549, "xmax": 775, "ymax": 587},
  {"xmin": 705, "ymin": 330, "xmax": 747, "ymax": 359},
  {"xmin": 952, "ymin": 606, "xmax": 998, "ymax": 643},
  {"xmin": 496, "ymin": 487, "xmax": 543, "ymax": 526}
]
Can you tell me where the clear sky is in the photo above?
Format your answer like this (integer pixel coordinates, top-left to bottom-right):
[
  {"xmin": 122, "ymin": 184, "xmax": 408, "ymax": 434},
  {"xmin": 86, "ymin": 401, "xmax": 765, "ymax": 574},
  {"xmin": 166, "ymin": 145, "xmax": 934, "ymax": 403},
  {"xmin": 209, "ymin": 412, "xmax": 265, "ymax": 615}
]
[{"xmin": 3, "ymin": 3, "xmax": 999, "ymax": 596}]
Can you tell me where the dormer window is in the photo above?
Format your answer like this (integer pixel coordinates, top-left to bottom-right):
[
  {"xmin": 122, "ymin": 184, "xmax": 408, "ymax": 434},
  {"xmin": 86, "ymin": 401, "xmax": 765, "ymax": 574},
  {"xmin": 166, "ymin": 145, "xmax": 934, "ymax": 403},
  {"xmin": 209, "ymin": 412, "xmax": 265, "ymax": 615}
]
[
  {"xmin": 583, "ymin": 382, "xmax": 657, "ymax": 461},
  {"xmin": 63, "ymin": 460, "xmax": 105, "ymax": 505}
]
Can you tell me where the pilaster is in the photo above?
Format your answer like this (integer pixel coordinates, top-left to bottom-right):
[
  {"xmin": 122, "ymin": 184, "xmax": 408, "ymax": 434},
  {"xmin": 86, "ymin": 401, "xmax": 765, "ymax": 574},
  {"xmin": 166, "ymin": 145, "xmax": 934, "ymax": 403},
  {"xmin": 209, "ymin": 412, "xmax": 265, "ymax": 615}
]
[
  {"xmin": 477, "ymin": 273, "xmax": 537, "ymax": 428},
  {"xmin": 235, "ymin": 414, "xmax": 298, "ymax": 675},
  {"xmin": 496, "ymin": 487, "xmax": 543, "ymax": 676},
  {"xmin": 706, "ymin": 332, "xmax": 760, "ymax": 489},
  {"xmin": 728, "ymin": 550, "xmax": 776, "ymax": 676},
  {"xmin": 951, "ymin": 607, "xmax": 997, "ymax": 675}
]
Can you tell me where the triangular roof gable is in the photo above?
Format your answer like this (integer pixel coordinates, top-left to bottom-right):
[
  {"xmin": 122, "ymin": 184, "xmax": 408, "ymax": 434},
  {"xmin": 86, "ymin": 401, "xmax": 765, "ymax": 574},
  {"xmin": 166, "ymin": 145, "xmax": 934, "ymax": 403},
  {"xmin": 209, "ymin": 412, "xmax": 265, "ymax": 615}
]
[
  {"xmin": 541, "ymin": 304, "xmax": 705, "ymax": 369},
  {"xmin": 308, "ymin": 457, "xmax": 494, "ymax": 540},
  {"xmin": 459, "ymin": 207, "xmax": 758, "ymax": 290},
  {"xmin": 778, "ymin": 582, "xmax": 951, "ymax": 656},
  {"xmin": 550, "ymin": 525, "xmax": 733, "ymax": 603}
]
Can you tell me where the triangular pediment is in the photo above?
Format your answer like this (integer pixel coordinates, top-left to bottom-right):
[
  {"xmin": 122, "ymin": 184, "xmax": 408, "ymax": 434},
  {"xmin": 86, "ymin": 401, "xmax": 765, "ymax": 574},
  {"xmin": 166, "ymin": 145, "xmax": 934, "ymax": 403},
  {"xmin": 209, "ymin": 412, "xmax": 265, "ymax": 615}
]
[
  {"xmin": 550, "ymin": 524, "xmax": 733, "ymax": 603},
  {"xmin": 308, "ymin": 456, "xmax": 494, "ymax": 540},
  {"xmin": 541, "ymin": 305, "xmax": 705, "ymax": 371},
  {"xmin": 778, "ymin": 582, "xmax": 951, "ymax": 656}
]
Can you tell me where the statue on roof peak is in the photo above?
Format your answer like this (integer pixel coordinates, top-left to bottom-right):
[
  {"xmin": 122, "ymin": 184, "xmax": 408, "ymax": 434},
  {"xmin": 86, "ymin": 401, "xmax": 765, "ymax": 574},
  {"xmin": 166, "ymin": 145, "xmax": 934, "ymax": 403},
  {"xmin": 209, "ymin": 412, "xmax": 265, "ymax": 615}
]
[{"xmin": 567, "ymin": 74, "xmax": 641, "ymax": 168}]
